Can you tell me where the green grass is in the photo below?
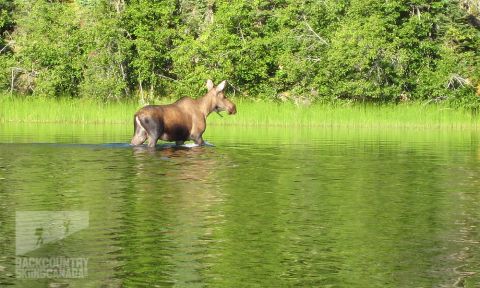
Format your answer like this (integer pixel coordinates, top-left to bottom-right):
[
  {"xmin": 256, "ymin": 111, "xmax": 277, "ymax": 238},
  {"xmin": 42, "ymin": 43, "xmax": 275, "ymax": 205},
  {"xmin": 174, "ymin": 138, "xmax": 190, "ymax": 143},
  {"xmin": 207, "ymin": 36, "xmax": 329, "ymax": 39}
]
[
  {"xmin": 1, "ymin": 95, "xmax": 480, "ymax": 128},
  {"xmin": 0, "ymin": 96, "xmax": 139, "ymax": 124},
  {"xmin": 211, "ymin": 99, "xmax": 480, "ymax": 129}
]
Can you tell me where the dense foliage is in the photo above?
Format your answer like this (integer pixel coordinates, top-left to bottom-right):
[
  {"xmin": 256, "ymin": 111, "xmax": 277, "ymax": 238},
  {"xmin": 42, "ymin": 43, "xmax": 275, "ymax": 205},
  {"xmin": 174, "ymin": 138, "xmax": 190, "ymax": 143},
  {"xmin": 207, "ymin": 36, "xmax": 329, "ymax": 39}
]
[{"xmin": 0, "ymin": 0, "xmax": 479, "ymax": 105}]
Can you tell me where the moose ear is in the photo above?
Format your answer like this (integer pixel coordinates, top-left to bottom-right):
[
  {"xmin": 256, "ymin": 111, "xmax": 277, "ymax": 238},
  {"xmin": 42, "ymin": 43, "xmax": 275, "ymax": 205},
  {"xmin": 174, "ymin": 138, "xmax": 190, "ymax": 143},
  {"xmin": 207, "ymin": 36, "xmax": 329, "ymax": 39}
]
[
  {"xmin": 206, "ymin": 79, "xmax": 214, "ymax": 91},
  {"xmin": 216, "ymin": 80, "xmax": 227, "ymax": 92}
]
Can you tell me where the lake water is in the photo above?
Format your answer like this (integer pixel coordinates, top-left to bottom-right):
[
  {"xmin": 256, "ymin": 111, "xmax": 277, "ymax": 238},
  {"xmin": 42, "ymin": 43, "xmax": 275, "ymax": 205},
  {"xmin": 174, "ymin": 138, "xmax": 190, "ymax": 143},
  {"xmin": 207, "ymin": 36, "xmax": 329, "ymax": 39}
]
[{"xmin": 0, "ymin": 124, "xmax": 480, "ymax": 287}]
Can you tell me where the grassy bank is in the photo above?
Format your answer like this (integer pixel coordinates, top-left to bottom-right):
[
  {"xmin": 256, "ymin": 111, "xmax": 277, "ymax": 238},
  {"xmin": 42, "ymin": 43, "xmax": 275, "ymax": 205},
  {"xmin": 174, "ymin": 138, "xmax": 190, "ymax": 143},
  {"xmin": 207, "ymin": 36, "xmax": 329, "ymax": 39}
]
[{"xmin": 1, "ymin": 96, "xmax": 480, "ymax": 128}]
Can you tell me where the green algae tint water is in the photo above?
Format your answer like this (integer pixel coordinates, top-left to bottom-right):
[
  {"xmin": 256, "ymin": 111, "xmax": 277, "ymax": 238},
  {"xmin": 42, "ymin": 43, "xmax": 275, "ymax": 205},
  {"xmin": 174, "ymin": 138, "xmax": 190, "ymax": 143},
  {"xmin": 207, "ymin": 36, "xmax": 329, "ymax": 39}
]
[{"xmin": 0, "ymin": 123, "xmax": 479, "ymax": 287}]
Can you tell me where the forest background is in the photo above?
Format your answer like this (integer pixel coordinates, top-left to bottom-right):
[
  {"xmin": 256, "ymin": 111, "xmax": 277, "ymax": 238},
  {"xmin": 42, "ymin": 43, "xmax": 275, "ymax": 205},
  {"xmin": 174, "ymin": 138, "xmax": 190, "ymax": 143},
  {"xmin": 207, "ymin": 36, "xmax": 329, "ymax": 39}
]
[{"xmin": 0, "ymin": 0, "xmax": 479, "ymax": 109}]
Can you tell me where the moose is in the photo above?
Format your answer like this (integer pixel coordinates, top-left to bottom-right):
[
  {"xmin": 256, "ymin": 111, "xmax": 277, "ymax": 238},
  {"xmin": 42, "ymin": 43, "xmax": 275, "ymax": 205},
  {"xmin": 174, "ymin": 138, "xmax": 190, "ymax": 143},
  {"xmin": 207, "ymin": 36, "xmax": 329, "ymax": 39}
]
[{"xmin": 130, "ymin": 80, "xmax": 237, "ymax": 147}]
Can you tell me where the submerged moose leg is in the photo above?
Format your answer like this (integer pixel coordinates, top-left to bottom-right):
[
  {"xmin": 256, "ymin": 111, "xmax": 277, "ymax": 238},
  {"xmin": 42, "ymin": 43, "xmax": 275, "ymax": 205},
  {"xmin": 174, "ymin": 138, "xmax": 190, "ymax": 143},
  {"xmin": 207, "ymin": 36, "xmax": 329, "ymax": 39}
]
[
  {"xmin": 131, "ymin": 129, "xmax": 147, "ymax": 146},
  {"xmin": 130, "ymin": 116, "xmax": 147, "ymax": 146},
  {"xmin": 147, "ymin": 123, "xmax": 160, "ymax": 147},
  {"xmin": 147, "ymin": 135, "xmax": 159, "ymax": 148},
  {"xmin": 175, "ymin": 141, "xmax": 184, "ymax": 146},
  {"xmin": 139, "ymin": 116, "xmax": 162, "ymax": 148},
  {"xmin": 193, "ymin": 135, "xmax": 205, "ymax": 146}
]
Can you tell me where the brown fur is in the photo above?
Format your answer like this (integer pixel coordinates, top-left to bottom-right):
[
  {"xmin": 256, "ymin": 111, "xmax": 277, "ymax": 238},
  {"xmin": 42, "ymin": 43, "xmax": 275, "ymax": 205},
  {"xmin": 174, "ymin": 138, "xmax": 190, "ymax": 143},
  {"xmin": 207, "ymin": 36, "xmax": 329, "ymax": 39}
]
[{"xmin": 131, "ymin": 80, "xmax": 236, "ymax": 147}]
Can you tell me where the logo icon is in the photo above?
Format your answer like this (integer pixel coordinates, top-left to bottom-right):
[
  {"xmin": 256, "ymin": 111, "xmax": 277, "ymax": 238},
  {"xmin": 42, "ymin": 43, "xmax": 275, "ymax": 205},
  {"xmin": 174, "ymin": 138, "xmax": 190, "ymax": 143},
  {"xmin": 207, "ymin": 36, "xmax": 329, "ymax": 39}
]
[{"xmin": 15, "ymin": 211, "xmax": 89, "ymax": 279}]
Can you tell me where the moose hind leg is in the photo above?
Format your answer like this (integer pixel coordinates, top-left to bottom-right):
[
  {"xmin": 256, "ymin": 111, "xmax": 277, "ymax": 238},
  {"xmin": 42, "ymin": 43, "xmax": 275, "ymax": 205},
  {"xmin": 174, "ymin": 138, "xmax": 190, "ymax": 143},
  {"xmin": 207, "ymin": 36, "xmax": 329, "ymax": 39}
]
[
  {"xmin": 147, "ymin": 134, "xmax": 160, "ymax": 148},
  {"xmin": 131, "ymin": 130, "xmax": 147, "ymax": 146},
  {"xmin": 130, "ymin": 116, "xmax": 147, "ymax": 146},
  {"xmin": 141, "ymin": 117, "xmax": 162, "ymax": 148}
]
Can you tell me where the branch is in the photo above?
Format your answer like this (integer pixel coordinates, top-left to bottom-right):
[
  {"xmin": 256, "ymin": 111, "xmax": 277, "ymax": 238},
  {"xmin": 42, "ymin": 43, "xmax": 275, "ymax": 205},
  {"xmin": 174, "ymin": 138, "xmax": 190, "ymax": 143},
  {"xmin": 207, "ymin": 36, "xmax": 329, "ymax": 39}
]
[
  {"xmin": 0, "ymin": 43, "xmax": 10, "ymax": 54},
  {"xmin": 303, "ymin": 16, "xmax": 329, "ymax": 46},
  {"xmin": 305, "ymin": 56, "xmax": 322, "ymax": 62},
  {"xmin": 446, "ymin": 74, "xmax": 471, "ymax": 89},
  {"xmin": 0, "ymin": 39, "xmax": 14, "ymax": 54},
  {"xmin": 156, "ymin": 73, "xmax": 177, "ymax": 82},
  {"xmin": 227, "ymin": 81, "xmax": 243, "ymax": 94}
]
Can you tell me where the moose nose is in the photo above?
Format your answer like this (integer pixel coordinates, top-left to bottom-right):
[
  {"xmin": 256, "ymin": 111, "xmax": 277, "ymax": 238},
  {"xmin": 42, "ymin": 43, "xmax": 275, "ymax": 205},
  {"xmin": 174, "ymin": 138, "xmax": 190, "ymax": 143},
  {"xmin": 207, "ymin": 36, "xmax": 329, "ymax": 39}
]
[{"xmin": 228, "ymin": 104, "xmax": 237, "ymax": 115}]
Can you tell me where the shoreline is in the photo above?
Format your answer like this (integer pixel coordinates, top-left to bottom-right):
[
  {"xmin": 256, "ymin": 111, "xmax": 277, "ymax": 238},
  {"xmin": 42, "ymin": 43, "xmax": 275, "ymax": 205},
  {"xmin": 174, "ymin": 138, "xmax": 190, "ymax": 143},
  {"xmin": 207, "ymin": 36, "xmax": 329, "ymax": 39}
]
[{"xmin": 1, "ymin": 96, "xmax": 480, "ymax": 128}]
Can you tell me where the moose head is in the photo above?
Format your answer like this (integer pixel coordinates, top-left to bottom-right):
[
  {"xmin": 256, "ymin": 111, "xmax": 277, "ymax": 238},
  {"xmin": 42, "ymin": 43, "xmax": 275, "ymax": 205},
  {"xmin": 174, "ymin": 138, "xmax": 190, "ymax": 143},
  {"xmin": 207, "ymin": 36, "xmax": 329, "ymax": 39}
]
[{"xmin": 205, "ymin": 79, "xmax": 237, "ymax": 115}]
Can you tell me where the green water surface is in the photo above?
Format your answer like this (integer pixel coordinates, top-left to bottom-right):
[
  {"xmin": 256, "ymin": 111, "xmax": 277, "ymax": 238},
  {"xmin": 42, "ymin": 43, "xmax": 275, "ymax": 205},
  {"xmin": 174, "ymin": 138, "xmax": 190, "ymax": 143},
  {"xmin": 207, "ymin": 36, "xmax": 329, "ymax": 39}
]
[{"xmin": 0, "ymin": 124, "xmax": 479, "ymax": 287}]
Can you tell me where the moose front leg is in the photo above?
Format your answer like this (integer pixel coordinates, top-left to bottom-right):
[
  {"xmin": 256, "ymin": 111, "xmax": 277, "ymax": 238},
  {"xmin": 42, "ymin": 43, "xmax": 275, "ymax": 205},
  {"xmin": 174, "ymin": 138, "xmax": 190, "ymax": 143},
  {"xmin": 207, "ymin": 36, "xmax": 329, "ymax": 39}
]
[{"xmin": 192, "ymin": 135, "xmax": 205, "ymax": 146}]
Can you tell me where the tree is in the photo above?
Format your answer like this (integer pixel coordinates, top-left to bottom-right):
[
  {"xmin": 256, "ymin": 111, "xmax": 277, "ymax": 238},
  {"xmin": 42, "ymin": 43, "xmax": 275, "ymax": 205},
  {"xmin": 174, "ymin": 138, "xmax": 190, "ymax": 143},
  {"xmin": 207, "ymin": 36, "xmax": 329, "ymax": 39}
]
[{"xmin": 0, "ymin": 0, "xmax": 478, "ymax": 105}]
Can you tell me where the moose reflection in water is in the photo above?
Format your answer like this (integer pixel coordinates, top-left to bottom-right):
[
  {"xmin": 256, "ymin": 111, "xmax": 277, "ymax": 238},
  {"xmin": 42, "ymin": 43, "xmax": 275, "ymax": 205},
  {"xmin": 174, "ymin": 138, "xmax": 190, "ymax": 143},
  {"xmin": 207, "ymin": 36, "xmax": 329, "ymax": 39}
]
[
  {"xmin": 130, "ymin": 80, "xmax": 237, "ymax": 148},
  {"xmin": 130, "ymin": 145, "xmax": 227, "ymax": 284}
]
